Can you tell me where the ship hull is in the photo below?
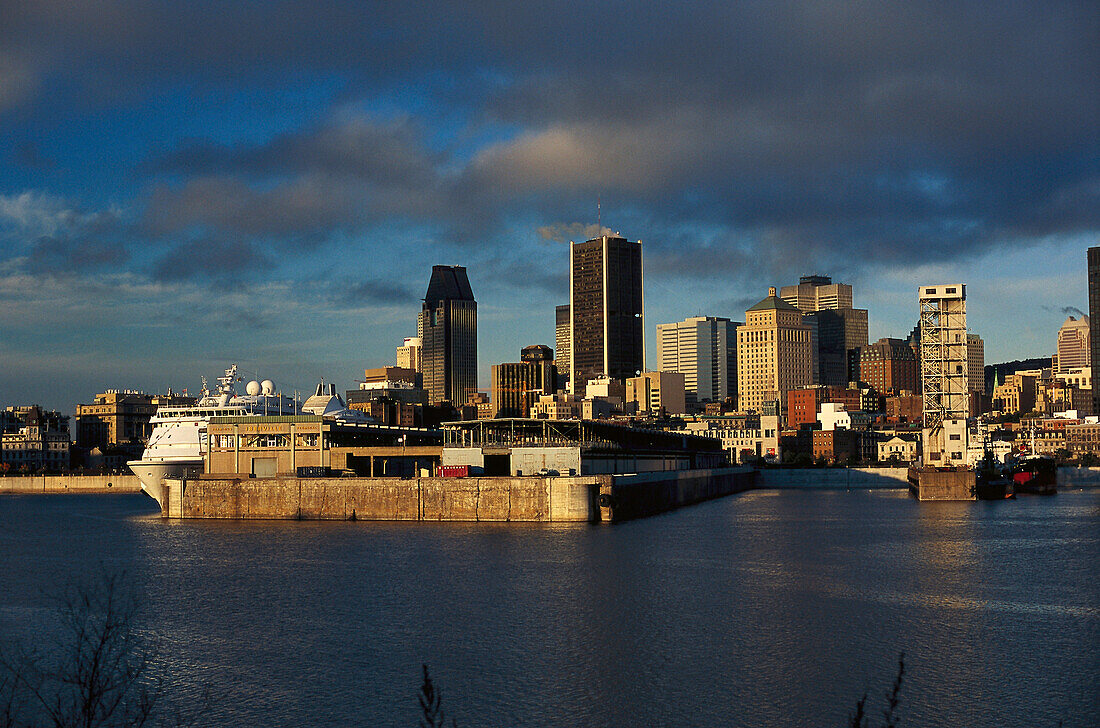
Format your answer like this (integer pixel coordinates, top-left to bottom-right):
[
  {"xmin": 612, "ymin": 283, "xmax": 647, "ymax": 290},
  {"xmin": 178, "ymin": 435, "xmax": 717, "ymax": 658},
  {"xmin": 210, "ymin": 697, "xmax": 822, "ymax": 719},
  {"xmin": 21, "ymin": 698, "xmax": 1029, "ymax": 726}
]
[{"xmin": 127, "ymin": 458, "xmax": 202, "ymax": 510}]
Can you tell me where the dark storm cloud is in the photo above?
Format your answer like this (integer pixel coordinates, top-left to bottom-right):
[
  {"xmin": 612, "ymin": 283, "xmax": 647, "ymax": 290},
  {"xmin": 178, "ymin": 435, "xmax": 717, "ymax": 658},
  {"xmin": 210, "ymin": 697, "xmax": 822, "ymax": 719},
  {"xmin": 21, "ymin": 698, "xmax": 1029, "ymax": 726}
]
[
  {"xmin": 16, "ymin": 203, "xmax": 131, "ymax": 272},
  {"xmin": 156, "ymin": 117, "xmax": 440, "ymax": 188},
  {"xmin": 151, "ymin": 237, "xmax": 269, "ymax": 282},
  {"xmin": 3, "ymin": 1, "xmax": 1096, "ymax": 285},
  {"xmin": 335, "ymin": 279, "xmax": 418, "ymax": 307}
]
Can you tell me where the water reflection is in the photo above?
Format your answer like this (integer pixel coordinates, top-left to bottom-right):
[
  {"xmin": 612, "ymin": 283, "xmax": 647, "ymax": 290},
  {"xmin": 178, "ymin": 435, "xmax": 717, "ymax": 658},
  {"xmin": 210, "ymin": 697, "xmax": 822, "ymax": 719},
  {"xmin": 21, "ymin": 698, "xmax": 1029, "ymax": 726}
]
[{"xmin": 0, "ymin": 491, "xmax": 1096, "ymax": 727}]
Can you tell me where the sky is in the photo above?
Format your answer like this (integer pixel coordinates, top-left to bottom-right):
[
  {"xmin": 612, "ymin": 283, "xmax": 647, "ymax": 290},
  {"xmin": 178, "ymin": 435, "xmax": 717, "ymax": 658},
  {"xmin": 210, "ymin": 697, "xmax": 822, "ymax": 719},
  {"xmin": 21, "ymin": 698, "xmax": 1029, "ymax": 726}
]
[{"xmin": 1, "ymin": 1, "xmax": 1097, "ymax": 414}]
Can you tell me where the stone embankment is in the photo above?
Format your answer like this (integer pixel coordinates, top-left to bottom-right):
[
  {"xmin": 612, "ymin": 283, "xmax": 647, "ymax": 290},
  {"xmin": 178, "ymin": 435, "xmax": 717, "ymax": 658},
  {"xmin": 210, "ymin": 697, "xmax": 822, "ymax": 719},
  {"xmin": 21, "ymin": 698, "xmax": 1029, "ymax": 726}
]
[
  {"xmin": 755, "ymin": 467, "xmax": 909, "ymax": 489},
  {"xmin": 0, "ymin": 475, "xmax": 143, "ymax": 494},
  {"xmin": 162, "ymin": 467, "xmax": 757, "ymax": 523},
  {"xmin": 1057, "ymin": 466, "xmax": 1100, "ymax": 487}
]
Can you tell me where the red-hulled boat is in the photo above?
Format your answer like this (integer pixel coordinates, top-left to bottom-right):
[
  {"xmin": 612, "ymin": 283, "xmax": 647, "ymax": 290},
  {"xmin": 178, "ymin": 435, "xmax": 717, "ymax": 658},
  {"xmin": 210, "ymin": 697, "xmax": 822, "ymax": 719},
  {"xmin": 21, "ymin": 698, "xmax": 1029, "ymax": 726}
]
[{"xmin": 1012, "ymin": 456, "xmax": 1057, "ymax": 495}]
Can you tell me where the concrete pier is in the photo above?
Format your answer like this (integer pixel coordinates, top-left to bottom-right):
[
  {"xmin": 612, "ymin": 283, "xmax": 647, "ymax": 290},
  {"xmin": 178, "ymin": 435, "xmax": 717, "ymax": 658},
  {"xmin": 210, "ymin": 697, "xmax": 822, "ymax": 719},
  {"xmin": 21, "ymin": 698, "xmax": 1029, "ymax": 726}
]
[
  {"xmin": 161, "ymin": 467, "xmax": 756, "ymax": 522},
  {"xmin": 907, "ymin": 467, "xmax": 976, "ymax": 501},
  {"xmin": 0, "ymin": 475, "xmax": 143, "ymax": 494}
]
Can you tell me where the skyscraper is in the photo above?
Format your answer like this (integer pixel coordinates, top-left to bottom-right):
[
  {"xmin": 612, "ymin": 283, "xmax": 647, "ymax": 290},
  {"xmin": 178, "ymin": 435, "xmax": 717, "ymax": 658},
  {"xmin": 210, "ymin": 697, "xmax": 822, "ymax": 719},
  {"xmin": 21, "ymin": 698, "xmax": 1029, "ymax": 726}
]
[
  {"xmin": 396, "ymin": 336, "xmax": 422, "ymax": 374},
  {"xmin": 737, "ymin": 287, "xmax": 813, "ymax": 412},
  {"xmin": 656, "ymin": 316, "xmax": 739, "ymax": 409},
  {"xmin": 967, "ymin": 333, "xmax": 985, "ymax": 393},
  {"xmin": 491, "ymin": 345, "xmax": 557, "ymax": 418},
  {"xmin": 780, "ymin": 275, "xmax": 853, "ymax": 311},
  {"xmin": 569, "ymin": 235, "xmax": 644, "ymax": 394},
  {"xmin": 782, "ymin": 275, "xmax": 868, "ymax": 387},
  {"xmin": 419, "ymin": 265, "xmax": 477, "ymax": 405},
  {"xmin": 1056, "ymin": 315, "xmax": 1090, "ymax": 373},
  {"xmin": 555, "ymin": 304, "xmax": 571, "ymax": 388},
  {"xmin": 1090, "ymin": 249, "xmax": 1100, "ymax": 414}
]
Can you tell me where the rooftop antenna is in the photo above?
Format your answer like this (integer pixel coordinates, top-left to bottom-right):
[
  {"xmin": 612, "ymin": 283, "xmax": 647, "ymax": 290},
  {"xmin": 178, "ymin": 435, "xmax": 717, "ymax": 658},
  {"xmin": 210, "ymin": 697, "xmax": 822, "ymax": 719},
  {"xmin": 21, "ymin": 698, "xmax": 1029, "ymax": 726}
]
[{"xmin": 597, "ymin": 195, "xmax": 601, "ymax": 232}]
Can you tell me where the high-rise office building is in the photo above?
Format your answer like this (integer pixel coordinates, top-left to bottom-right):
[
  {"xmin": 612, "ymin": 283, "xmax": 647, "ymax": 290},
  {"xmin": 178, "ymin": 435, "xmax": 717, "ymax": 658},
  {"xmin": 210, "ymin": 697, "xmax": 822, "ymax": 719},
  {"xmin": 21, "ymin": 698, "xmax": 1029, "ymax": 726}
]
[
  {"xmin": 420, "ymin": 265, "xmax": 477, "ymax": 405},
  {"xmin": 555, "ymin": 304, "xmax": 571, "ymax": 388},
  {"xmin": 1056, "ymin": 315, "xmax": 1090, "ymax": 373},
  {"xmin": 491, "ymin": 345, "xmax": 557, "ymax": 418},
  {"xmin": 967, "ymin": 333, "xmax": 985, "ymax": 393},
  {"xmin": 396, "ymin": 337, "xmax": 422, "ymax": 374},
  {"xmin": 781, "ymin": 275, "xmax": 868, "ymax": 387},
  {"xmin": 569, "ymin": 235, "xmax": 644, "ymax": 394},
  {"xmin": 808, "ymin": 308, "xmax": 868, "ymax": 385},
  {"xmin": 737, "ymin": 287, "xmax": 813, "ymax": 412},
  {"xmin": 1090, "ymin": 248, "xmax": 1100, "ymax": 414},
  {"xmin": 656, "ymin": 316, "xmax": 739, "ymax": 409},
  {"xmin": 780, "ymin": 275, "xmax": 854, "ymax": 311}
]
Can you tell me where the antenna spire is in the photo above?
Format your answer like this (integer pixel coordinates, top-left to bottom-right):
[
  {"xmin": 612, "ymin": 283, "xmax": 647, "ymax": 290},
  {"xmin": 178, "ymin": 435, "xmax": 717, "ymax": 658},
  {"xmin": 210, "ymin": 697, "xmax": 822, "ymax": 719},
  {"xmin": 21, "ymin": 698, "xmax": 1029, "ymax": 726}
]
[{"xmin": 597, "ymin": 195, "xmax": 601, "ymax": 231}]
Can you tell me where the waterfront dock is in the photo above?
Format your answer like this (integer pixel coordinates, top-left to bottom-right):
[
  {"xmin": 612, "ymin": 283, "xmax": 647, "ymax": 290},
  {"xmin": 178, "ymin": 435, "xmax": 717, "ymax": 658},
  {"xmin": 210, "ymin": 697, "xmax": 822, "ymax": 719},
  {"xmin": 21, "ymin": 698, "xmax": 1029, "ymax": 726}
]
[
  {"xmin": 0, "ymin": 475, "xmax": 142, "ymax": 494},
  {"xmin": 160, "ymin": 466, "xmax": 757, "ymax": 523}
]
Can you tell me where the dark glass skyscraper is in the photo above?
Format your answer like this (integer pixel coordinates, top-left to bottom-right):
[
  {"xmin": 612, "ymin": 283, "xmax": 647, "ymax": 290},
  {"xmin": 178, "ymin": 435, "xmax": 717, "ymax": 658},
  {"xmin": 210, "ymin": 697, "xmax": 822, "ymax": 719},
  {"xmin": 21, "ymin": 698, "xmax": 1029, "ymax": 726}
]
[
  {"xmin": 420, "ymin": 265, "xmax": 477, "ymax": 405},
  {"xmin": 1088, "ymin": 248, "xmax": 1100, "ymax": 413},
  {"xmin": 569, "ymin": 235, "xmax": 644, "ymax": 394}
]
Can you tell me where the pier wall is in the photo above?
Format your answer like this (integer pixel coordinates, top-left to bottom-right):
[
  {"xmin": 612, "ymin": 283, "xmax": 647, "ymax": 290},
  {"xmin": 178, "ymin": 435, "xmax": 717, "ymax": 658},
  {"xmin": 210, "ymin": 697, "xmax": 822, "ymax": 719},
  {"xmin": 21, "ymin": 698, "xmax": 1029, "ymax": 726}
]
[
  {"xmin": 0, "ymin": 475, "xmax": 143, "ymax": 494},
  {"xmin": 165, "ymin": 475, "xmax": 601, "ymax": 521},
  {"xmin": 907, "ymin": 468, "xmax": 976, "ymax": 501},
  {"xmin": 163, "ymin": 467, "xmax": 756, "ymax": 522},
  {"xmin": 755, "ymin": 467, "xmax": 909, "ymax": 489},
  {"xmin": 599, "ymin": 468, "xmax": 757, "ymax": 522},
  {"xmin": 1057, "ymin": 466, "xmax": 1100, "ymax": 487}
]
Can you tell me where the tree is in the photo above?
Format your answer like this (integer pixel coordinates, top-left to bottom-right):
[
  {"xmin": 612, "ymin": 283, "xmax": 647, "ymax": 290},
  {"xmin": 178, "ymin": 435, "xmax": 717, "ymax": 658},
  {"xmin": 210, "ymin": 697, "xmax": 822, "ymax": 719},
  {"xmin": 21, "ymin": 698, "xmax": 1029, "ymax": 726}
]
[
  {"xmin": 418, "ymin": 664, "xmax": 456, "ymax": 728},
  {"xmin": 0, "ymin": 573, "xmax": 202, "ymax": 728},
  {"xmin": 849, "ymin": 653, "xmax": 905, "ymax": 728}
]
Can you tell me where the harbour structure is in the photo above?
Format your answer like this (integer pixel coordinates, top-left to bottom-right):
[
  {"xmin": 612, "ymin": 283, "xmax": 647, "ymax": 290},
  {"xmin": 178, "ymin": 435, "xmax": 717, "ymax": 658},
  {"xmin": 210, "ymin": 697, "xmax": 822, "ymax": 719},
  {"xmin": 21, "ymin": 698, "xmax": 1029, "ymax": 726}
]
[
  {"xmin": 917, "ymin": 284, "xmax": 970, "ymax": 467},
  {"xmin": 419, "ymin": 265, "xmax": 478, "ymax": 406},
  {"xmin": 205, "ymin": 415, "xmax": 443, "ymax": 478},
  {"xmin": 440, "ymin": 417, "xmax": 728, "ymax": 475},
  {"xmin": 656, "ymin": 316, "xmax": 739, "ymax": 409},
  {"xmin": 1090, "ymin": 247, "xmax": 1100, "ymax": 414},
  {"xmin": 569, "ymin": 235, "xmax": 644, "ymax": 395},
  {"xmin": 736, "ymin": 287, "xmax": 813, "ymax": 413},
  {"xmin": 160, "ymin": 415, "xmax": 752, "ymax": 523}
]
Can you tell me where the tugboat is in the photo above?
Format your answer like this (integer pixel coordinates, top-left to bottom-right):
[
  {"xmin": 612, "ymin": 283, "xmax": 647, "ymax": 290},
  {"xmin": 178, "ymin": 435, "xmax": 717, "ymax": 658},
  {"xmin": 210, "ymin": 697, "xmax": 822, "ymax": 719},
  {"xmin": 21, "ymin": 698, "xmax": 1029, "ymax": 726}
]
[{"xmin": 973, "ymin": 448, "xmax": 1015, "ymax": 501}]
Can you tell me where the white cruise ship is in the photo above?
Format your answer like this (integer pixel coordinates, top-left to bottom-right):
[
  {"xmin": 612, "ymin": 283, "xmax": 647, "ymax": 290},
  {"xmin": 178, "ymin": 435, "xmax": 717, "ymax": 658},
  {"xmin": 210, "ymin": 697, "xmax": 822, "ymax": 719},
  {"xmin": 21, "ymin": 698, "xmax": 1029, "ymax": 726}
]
[{"xmin": 128, "ymin": 365, "xmax": 299, "ymax": 507}]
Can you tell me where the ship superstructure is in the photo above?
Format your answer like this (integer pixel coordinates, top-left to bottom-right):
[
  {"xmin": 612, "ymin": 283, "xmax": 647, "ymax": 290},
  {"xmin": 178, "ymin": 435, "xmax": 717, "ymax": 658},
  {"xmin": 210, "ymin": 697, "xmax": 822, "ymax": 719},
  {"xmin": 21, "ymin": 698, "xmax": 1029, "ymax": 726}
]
[{"xmin": 128, "ymin": 365, "xmax": 299, "ymax": 507}]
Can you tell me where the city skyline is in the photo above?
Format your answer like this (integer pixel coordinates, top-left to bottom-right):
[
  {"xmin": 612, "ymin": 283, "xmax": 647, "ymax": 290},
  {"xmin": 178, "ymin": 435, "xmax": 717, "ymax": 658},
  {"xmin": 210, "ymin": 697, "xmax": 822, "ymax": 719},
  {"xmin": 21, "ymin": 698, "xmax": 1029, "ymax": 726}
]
[{"xmin": 0, "ymin": 3, "xmax": 1096, "ymax": 413}]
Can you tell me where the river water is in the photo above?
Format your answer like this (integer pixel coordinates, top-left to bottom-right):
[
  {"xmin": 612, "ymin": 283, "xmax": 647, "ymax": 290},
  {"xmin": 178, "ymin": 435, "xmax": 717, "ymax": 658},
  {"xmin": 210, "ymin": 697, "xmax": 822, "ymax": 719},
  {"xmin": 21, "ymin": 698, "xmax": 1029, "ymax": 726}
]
[{"xmin": 0, "ymin": 488, "xmax": 1097, "ymax": 727}]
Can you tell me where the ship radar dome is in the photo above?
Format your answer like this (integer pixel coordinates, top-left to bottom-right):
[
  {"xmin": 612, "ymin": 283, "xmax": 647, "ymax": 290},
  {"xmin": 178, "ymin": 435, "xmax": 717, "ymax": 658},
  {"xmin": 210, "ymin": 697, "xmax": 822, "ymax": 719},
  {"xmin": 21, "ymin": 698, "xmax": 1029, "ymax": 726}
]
[
  {"xmin": 261, "ymin": 379, "xmax": 275, "ymax": 395},
  {"xmin": 246, "ymin": 380, "xmax": 262, "ymax": 395}
]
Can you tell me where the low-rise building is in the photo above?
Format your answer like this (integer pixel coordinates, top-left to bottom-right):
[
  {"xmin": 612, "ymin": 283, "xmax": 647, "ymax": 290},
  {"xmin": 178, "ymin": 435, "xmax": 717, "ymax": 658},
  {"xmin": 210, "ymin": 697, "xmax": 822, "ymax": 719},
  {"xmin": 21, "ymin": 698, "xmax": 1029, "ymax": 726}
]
[
  {"xmin": 1, "ymin": 406, "xmax": 70, "ymax": 472},
  {"xmin": 885, "ymin": 392, "xmax": 922, "ymax": 424},
  {"xmin": 625, "ymin": 371, "xmax": 687, "ymax": 416},
  {"xmin": 878, "ymin": 436, "xmax": 917, "ymax": 463},
  {"xmin": 1064, "ymin": 422, "xmax": 1100, "ymax": 457},
  {"xmin": 75, "ymin": 390, "xmax": 194, "ymax": 454},
  {"xmin": 811, "ymin": 429, "xmax": 860, "ymax": 464}
]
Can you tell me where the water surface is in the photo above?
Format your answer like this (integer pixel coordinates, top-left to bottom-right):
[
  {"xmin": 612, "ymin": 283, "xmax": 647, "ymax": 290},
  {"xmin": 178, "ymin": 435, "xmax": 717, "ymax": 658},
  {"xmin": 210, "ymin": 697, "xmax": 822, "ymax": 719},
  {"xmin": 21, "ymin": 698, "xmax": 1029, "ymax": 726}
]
[{"xmin": 1, "ymin": 488, "xmax": 1096, "ymax": 727}]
